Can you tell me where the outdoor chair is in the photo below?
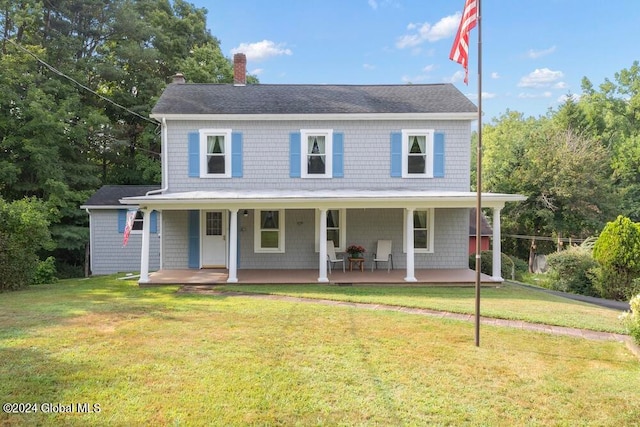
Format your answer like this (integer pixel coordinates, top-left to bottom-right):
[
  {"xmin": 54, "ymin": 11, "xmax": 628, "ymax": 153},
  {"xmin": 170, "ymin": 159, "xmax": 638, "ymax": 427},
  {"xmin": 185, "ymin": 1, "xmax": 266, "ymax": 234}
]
[
  {"xmin": 371, "ymin": 240, "xmax": 394, "ymax": 272},
  {"xmin": 327, "ymin": 240, "xmax": 345, "ymax": 273}
]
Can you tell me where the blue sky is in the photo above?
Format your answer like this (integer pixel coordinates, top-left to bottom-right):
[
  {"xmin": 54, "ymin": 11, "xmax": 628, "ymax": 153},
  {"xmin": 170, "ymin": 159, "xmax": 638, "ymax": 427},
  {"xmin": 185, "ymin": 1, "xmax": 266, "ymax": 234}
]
[{"xmin": 193, "ymin": 0, "xmax": 639, "ymax": 122}]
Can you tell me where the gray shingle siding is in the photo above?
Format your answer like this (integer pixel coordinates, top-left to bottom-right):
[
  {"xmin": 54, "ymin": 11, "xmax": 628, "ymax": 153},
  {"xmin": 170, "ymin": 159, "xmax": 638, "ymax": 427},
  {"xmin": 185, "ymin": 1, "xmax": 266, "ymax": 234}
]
[
  {"xmin": 165, "ymin": 119, "xmax": 471, "ymax": 193},
  {"xmin": 89, "ymin": 210, "xmax": 160, "ymax": 275}
]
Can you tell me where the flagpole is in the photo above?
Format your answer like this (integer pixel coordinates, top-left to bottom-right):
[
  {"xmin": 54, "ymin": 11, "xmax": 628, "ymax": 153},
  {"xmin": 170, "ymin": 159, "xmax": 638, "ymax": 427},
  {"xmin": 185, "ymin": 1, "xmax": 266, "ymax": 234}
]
[{"xmin": 474, "ymin": 0, "xmax": 483, "ymax": 347}]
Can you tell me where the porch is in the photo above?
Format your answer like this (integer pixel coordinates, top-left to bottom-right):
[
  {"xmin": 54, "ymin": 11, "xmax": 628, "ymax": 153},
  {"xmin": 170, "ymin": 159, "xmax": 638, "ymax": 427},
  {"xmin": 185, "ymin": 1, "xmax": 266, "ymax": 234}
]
[{"xmin": 141, "ymin": 268, "xmax": 497, "ymax": 285}]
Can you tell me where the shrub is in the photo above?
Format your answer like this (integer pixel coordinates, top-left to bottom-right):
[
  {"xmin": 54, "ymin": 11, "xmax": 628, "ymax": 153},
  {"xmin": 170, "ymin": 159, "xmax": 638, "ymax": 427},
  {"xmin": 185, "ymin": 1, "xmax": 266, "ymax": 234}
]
[
  {"xmin": 592, "ymin": 216, "xmax": 640, "ymax": 300},
  {"xmin": 469, "ymin": 251, "xmax": 527, "ymax": 281},
  {"xmin": 620, "ymin": 294, "xmax": 640, "ymax": 345},
  {"xmin": 0, "ymin": 197, "xmax": 53, "ymax": 291},
  {"xmin": 546, "ymin": 248, "xmax": 599, "ymax": 296},
  {"xmin": 31, "ymin": 256, "xmax": 58, "ymax": 285}
]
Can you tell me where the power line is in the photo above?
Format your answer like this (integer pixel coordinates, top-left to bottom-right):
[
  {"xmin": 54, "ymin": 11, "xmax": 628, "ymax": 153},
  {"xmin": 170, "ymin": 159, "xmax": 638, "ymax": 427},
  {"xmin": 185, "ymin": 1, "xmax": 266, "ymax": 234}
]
[{"xmin": 3, "ymin": 37, "xmax": 158, "ymax": 125}]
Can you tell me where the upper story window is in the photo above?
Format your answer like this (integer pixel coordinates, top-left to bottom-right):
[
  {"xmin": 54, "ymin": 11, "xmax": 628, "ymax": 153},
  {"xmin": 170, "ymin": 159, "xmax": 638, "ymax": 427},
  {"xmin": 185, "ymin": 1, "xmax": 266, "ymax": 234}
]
[
  {"xmin": 402, "ymin": 129, "xmax": 434, "ymax": 178},
  {"xmin": 199, "ymin": 129, "xmax": 232, "ymax": 178},
  {"xmin": 391, "ymin": 130, "xmax": 444, "ymax": 179},
  {"xmin": 301, "ymin": 129, "xmax": 333, "ymax": 178}
]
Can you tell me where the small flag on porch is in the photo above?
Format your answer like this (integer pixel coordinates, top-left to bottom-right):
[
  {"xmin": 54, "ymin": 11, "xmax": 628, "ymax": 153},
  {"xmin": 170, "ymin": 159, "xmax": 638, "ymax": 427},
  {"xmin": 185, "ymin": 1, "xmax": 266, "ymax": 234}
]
[
  {"xmin": 123, "ymin": 209, "xmax": 138, "ymax": 247},
  {"xmin": 449, "ymin": 0, "xmax": 478, "ymax": 84}
]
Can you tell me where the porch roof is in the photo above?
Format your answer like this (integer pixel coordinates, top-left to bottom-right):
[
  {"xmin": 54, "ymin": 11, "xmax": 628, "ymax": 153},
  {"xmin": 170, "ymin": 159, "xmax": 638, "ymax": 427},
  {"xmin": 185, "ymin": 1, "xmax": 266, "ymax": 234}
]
[{"xmin": 120, "ymin": 188, "xmax": 525, "ymax": 210}]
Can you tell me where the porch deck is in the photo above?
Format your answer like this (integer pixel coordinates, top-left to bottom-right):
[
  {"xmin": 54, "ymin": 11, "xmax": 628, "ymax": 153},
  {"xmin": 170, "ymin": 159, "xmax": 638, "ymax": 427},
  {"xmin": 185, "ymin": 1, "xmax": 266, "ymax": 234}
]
[{"xmin": 142, "ymin": 268, "xmax": 498, "ymax": 285}]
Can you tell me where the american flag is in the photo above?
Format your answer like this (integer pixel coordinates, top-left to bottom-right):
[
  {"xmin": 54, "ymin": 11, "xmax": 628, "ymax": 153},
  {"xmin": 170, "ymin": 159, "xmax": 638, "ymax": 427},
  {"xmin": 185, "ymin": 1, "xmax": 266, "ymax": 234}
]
[
  {"xmin": 449, "ymin": 0, "xmax": 478, "ymax": 84},
  {"xmin": 122, "ymin": 209, "xmax": 137, "ymax": 247}
]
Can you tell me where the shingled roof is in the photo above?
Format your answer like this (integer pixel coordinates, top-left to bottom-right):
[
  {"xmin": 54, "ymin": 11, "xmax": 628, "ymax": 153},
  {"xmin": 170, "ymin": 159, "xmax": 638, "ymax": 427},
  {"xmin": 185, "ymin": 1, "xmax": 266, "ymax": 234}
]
[
  {"xmin": 82, "ymin": 185, "xmax": 161, "ymax": 207},
  {"xmin": 151, "ymin": 83, "xmax": 477, "ymax": 116}
]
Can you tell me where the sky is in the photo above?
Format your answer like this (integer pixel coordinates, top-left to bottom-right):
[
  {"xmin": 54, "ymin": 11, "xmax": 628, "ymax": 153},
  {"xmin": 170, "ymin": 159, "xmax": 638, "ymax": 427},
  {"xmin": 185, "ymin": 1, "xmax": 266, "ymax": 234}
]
[{"xmin": 192, "ymin": 0, "xmax": 639, "ymax": 122}]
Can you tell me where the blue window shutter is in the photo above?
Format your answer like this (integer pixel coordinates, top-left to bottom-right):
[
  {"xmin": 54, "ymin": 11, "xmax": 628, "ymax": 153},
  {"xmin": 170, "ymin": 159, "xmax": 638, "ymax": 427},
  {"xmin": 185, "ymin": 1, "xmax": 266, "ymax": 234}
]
[
  {"xmin": 117, "ymin": 210, "xmax": 126, "ymax": 233},
  {"xmin": 150, "ymin": 211, "xmax": 158, "ymax": 233},
  {"xmin": 232, "ymin": 132, "xmax": 243, "ymax": 177},
  {"xmin": 290, "ymin": 132, "xmax": 301, "ymax": 178},
  {"xmin": 188, "ymin": 210, "xmax": 200, "ymax": 269},
  {"xmin": 434, "ymin": 132, "xmax": 445, "ymax": 178},
  {"xmin": 390, "ymin": 132, "xmax": 402, "ymax": 177},
  {"xmin": 188, "ymin": 131, "xmax": 200, "ymax": 177},
  {"xmin": 332, "ymin": 132, "xmax": 344, "ymax": 178}
]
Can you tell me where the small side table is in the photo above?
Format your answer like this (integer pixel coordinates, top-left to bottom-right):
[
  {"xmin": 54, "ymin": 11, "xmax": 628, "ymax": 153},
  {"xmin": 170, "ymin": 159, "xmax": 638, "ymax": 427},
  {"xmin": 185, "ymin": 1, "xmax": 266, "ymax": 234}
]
[{"xmin": 348, "ymin": 257, "xmax": 365, "ymax": 272}]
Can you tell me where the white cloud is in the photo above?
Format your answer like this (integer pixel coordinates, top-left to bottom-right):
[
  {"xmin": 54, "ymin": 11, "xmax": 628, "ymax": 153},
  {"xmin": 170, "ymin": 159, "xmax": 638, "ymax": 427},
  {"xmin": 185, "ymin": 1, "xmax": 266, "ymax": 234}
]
[
  {"xmin": 558, "ymin": 93, "xmax": 581, "ymax": 103},
  {"xmin": 422, "ymin": 64, "xmax": 436, "ymax": 72},
  {"xmin": 369, "ymin": 0, "xmax": 400, "ymax": 10},
  {"xmin": 491, "ymin": 72, "xmax": 500, "ymax": 79},
  {"xmin": 396, "ymin": 13, "xmax": 461, "ymax": 49},
  {"xmin": 527, "ymin": 46, "xmax": 556, "ymax": 59},
  {"xmin": 250, "ymin": 68, "xmax": 264, "ymax": 76},
  {"xmin": 443, "ymin": 70, "xmax": 466, "ymax": 84},
  {"xmin": 518, "ymin": 91, "xmax": 553, "ymax": 99},
  {"xmin": 518, "ymin": 68, "xmax": 564, "ymax": 88},
  {"xmin": 466, "ymin": 91, "xmax": 497, "ymax": 100},
  {"xmin": 363, "ymin": 63, "xmax": 376, "ymax": 70},
  {"xmin": 231, "ymin": 40, "xmax": 292, "ymax": 61}
]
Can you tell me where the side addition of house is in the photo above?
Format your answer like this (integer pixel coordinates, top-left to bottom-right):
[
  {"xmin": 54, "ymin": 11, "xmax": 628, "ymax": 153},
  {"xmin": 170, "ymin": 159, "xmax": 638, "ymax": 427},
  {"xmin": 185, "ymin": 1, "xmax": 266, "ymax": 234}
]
[{"xmin": 106, "ymin": 53, "xmax": 523, "ymax": 284}]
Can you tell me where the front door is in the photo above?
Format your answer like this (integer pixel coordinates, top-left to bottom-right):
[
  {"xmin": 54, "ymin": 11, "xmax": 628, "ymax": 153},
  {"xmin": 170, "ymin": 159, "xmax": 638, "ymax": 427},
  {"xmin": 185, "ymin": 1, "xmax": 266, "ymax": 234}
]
[{"xmin": 202, "ymin": 210, "xmax": 226, "ymax": 268}]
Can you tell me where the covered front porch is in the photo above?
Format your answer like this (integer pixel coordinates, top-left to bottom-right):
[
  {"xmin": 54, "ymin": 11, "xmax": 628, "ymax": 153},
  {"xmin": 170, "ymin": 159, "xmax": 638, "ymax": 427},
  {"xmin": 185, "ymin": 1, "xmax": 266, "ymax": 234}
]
[
  {"xmin": 142, "ymin": 267, "xmax": 498, "ymax": 285},
  {"xmin": 121, "ymin": 189, "xmax": 525, "ymax": 285}
]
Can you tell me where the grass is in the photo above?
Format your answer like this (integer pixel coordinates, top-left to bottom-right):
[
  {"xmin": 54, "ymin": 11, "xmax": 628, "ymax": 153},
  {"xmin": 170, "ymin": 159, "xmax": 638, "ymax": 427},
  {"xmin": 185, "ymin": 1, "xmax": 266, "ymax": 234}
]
[
  {"xmin": 218, "ymin": 282, "xmax": 626, "ymax": 333},
  {"xmin": 0, "ymin": 277, "xmax": 638, "ymax": 426}
]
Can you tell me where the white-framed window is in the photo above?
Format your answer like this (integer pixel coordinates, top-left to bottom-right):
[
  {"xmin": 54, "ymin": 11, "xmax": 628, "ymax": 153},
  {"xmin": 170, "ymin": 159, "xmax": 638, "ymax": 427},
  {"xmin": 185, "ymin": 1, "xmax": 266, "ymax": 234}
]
[
  {"xmin": 254, "ymin": 210, "xmax": 285, "ymax": 253},
  {"xmin": 301, "ymin": 129, "xmax": 333, "ymax": 178},
  {"xmin": 402, "ymin": 129, "xmax": 434, "ymax": 178},
  {"xmin": 315, "ymin": 209, "xmax": 346, "ymax": 252},
  {"xmin": 199, "ymin": 129, "xmax": 232, "ymax": 178},
  {"xmin": 403, "ymin": 208, "xmax": 435, "ymax": 253},
  {"xmin": 130, "ymin": 211, "xmax": 144, "ymax": 234}
]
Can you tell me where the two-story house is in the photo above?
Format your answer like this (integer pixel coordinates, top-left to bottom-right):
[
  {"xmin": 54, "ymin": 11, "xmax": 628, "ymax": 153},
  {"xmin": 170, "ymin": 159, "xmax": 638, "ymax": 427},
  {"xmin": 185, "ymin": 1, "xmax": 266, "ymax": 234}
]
[{"xmin": 86, "ymin": 53, "xmax": 523, "ymax": 284}]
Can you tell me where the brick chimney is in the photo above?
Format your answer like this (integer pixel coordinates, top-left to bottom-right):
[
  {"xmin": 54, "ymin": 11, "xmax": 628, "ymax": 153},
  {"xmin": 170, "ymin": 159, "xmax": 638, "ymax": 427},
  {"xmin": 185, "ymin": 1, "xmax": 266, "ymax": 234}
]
[
  {"xmin": 172, "ymin": 73, "xmax": 185, "ymax": 84},
  {"xmin": 233, "ymin": 53, "xmax": 246, "ymax": 86}
]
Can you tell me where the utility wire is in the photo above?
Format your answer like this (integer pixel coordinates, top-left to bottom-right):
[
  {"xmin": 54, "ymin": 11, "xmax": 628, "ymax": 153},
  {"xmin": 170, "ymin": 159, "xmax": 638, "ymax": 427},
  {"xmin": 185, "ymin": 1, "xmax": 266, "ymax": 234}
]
[{"xmin": 3, "ymin": 36, "xmax": 158, "ymax": 125}]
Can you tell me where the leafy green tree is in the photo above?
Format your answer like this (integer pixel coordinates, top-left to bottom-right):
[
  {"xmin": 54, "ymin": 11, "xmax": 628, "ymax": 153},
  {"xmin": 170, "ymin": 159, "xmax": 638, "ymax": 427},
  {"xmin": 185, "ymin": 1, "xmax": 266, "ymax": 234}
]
[{"xmin": 481, "ymin": 112, "xmax": 614, "ymax": 259}]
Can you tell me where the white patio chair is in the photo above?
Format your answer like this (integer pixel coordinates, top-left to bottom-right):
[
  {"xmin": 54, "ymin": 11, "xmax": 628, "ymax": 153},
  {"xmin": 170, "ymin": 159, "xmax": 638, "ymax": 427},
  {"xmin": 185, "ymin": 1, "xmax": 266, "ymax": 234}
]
[
  {"xmin": 371, "ymin": 240, "xmax": 393, "ymax": 272},
  {"xmin": 326, "ymin": 240, "xmax": 345, "ymax": 274}
]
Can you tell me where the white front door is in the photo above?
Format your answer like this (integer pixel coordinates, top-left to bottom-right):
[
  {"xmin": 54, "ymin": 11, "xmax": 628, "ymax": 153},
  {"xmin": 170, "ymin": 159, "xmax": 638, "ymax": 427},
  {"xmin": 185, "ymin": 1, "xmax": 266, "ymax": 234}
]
[{"xmin": 202, "ymin": 210, "xmax": 227, "ymax": 268}]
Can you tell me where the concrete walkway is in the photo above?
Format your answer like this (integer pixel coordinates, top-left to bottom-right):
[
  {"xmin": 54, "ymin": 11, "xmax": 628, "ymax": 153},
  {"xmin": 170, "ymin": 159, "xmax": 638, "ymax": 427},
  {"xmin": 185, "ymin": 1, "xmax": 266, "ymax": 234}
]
[{"xmin": 178, "ymin": 286, "xmax": 629, "ymax": 343}]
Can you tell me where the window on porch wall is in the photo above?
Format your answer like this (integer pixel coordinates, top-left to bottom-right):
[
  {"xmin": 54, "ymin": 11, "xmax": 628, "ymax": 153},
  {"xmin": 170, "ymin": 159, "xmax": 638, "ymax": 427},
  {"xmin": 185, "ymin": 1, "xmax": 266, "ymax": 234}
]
[
  {"xmin": 315, "ymin": 209, "xmax": 346, "ymax": 252},
  {"xmin": 254, "ymin": 210, "xmax": 285, "ymax": 253},
  {"xmin": 404, "ymin": 208, "xmax": 435, "ymax": 253}
]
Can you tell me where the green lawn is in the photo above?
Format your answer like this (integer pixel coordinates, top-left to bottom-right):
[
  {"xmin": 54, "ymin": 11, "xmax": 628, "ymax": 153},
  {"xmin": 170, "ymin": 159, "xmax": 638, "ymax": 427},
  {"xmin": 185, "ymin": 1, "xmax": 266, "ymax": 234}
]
[
  {"xmin": 219, "ymin": 282, "xmax": 627, "ymax": 333},
  {"xmin": 1, "ymin": 277, "xmax": 638, "ymax": 426}
]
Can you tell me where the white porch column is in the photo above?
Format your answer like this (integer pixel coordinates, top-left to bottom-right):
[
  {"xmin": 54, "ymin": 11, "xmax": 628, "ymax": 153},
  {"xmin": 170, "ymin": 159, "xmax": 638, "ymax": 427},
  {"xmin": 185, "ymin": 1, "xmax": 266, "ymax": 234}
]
[
  {"xmin": 492, "ymin": 207, "xmax": 503, "ymax": 281},
  {"xmin": 404, "ymin": 208, "xmax": 417, "ymax": 282},
  {"xmin": 227, "ymin": 208, "xmax": 239, "ymax": 283},
  {"xmin": 139, "ymin": 208, "xmax": 151, "ymax": 284},
  {"xmin": 318, "ymin": 208, "xmax": 329, "ymax": 283}
]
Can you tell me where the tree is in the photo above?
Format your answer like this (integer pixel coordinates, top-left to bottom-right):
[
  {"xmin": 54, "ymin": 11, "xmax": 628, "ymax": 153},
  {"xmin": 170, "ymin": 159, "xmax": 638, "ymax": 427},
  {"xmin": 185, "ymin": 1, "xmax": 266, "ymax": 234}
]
[{"xmin": 481, "ymin": 112, "xmax": 614, "ymax": 259}]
